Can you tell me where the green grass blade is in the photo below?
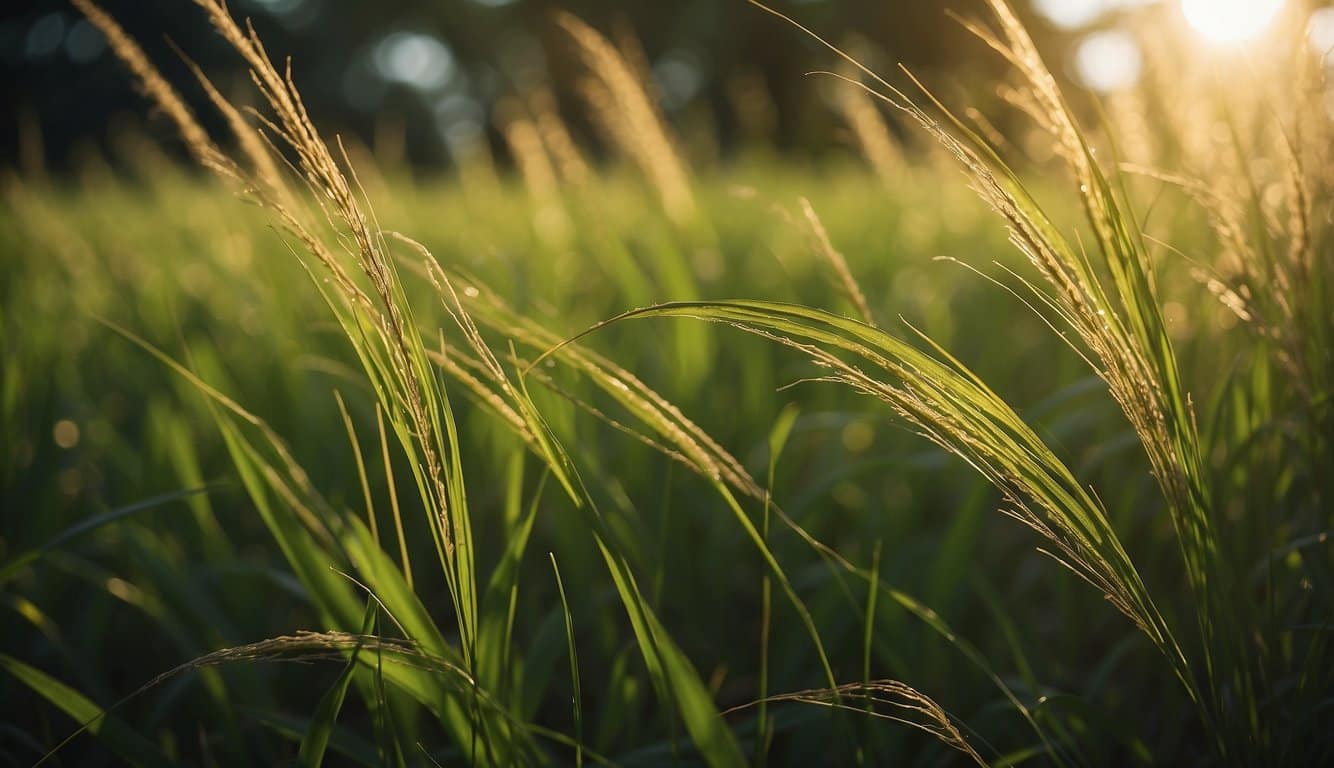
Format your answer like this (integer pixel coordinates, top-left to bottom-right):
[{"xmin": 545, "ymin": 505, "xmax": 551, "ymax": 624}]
[
  {"xmin": 550, "ymin": 553, "xmax": 584, "ymax": 768},
  {"xmin": 0, "ymin": 654, "xmax": 173, "ymax": 768},
  {"xmin": 595, "ymin": 535, "xmax": 747, "ymax": 768},
  {"xmin": 0, "ymin": 487, "xmax": 213, "ymax": 584},
  {"xmin": 299, "ymin": 603, "xmax": 377, "ymax": 768}
]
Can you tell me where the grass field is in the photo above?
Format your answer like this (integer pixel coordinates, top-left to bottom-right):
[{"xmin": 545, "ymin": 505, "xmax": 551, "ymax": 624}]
[{"xmin": 2, "ymin": 1, "xmax": 1331, "ymax": 765}]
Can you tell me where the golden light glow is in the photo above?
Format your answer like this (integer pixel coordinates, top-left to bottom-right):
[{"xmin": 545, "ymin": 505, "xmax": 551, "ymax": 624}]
[
  {"xmin": 1181, "ymin": 0, "xmax": 1285, "ymax": 44},
  {"xmin": 1075, "ymin": 30, "xmax": 1143, "ymax": 92}
]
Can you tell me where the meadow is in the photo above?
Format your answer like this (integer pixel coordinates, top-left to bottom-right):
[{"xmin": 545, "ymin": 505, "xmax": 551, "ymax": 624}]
[{"xmin": 1, "ymin": 0, "xmax": 1331, "ymax": 765}]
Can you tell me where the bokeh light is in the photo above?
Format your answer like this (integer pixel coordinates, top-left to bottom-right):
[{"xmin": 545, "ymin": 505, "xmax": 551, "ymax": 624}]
[
  {"xmin": 24, "ymin": 13, "xmax": 66, "ymax": 58},
  {"xmin": 63, "ymin": 20, "xmax": 105, "ymax": 63},
  {"xmin": 1032, "ymin": 0, "xmax": 1109, "ymax": 29},
  {"xmin": 1181, "ymin": 0, "xmax": 1285, "ymax": 44},
  {"xmin": 1309, "ymin": 7, "xmax": 1334, "ymax": 62},
  {"xmin": 373, "ymin": 31, "xmax": 455, "ymax": 91},
  {"xmin": 1030, "ymin": 0, "xmax": 1162, "ymax": 30},
  {"xmin": 1075, "ymin": 30, "xmax": 1142, "ymax": 92}
]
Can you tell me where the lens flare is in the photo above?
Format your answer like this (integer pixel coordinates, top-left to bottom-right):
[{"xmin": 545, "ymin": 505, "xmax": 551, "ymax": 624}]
[{"xmin": 1181, "ymin": 0, "xmax": 1284, "ymax": 45}]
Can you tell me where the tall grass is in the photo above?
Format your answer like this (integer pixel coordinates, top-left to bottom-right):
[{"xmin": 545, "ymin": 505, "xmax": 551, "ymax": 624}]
[{"xmin": 1, "ymin": 0, "xmax": 1329, "ymax": 765}]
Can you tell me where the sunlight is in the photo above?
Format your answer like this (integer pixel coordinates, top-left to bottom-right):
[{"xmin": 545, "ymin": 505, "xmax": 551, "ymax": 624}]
[{"xmin": 1181, "ymin": 0, "xmax": 1285, "ymax": 44}]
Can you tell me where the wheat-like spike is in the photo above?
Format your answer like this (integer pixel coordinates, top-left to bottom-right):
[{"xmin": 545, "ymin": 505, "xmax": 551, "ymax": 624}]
[
  {"xmin": 832, "ymin": 67, "xmax": 904, "ymax": 188},
  {"xmin": 526, "ymin": 86, "xmax": 592, "ymax": 187},
  {"xmin": 70, "ymin": 0, "xmax": 224, "ymax": 173},
  {"xmin": 556, "ymin": 12, "xmax": 696, "ymax": 225},
  {"xmin": 724, "ymin": 679, "xmax": 987, "ymax": 766},
  {"xmin": 78, "ymin": 0, "xmax": 461, "ymax": 566},
  {"xmin": 800, "ymin": 198, "xmax": 875, "ymax": 326},
  {"xmin": 496, "ymin": 100, "xmax": 571, "ymax": 240},
  {"xmin": 192, "ymin": 1, "xmax": 457, "ymax": 555}
]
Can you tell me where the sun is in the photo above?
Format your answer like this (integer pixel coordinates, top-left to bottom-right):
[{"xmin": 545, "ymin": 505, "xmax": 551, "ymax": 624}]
[{"xmin": 1181, "ymin": 0, "xmax": 1285, "ymax": 45}]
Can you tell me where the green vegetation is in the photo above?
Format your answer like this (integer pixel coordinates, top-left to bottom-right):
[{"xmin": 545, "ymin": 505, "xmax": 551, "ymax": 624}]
[{"xmin": 2, "ymin": 0, "xmax": 1330, "ymax": 765}]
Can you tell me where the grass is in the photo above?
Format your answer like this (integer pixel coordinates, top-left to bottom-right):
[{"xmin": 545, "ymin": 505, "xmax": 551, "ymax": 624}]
[{"xmin": 1, "ymin": 0, "xmax": 1330, "ymax": 764}]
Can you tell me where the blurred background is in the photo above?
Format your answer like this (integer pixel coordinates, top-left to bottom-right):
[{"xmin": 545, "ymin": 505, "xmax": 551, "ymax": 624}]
[
  {"xmin": 12, "ymin": 0, "xmax": 1324, "ymax": 174},
  {"xmin": 3, "ymin": 1, "xmax": 1333, "ymax": 764}
]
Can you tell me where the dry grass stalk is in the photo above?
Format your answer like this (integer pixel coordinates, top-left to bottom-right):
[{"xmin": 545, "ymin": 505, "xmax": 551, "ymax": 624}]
[
  {"xmin": 69, "ymin": 0, "xmax": 223, "ymax": 172},
  {"xmin": 800, "ymin": 198, "xmax": 875, "ymax": 325},
  {"xmin": 77, "ymin": 0, "xmax": 458, "ymax": 562},
  {"xmin": 556, "ymin": 12, "xmax": 696, "ymax": 225},
  {"xmin": 192, "ymin": 2, "xmax": 463, "ymax": 561},
  {"xmin": 526, "ymin": 86, "xmax": 592, "ymax": 187},
  {"xmin": 947, "ymin": 6, "xmax": 1221, "ymax": 608},
  {"xmin": 725, "ymin": 680, "xmax": 986, "ymax": 766},
  {"xmin": 496, "ymin": 101, "xmax": 571, "ymax": 240},
  {"xmin": 176, "ymin": 54, "xmax": 295, "ymax": 208},
  {"xmin": 382, "ymin": 257, "xmax": 764, "ymax": 501},
  {"xmin": 833, "ymin": 70, "xmax": 904, "ymax": 188}
]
